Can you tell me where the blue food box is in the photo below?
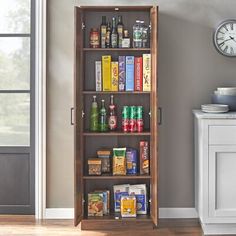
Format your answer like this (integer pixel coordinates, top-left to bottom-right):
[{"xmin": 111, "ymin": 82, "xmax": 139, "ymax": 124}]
[
  {"xmin": 125, "ymin": 56, "xmax": 134, "ymax": 91},
  {"xmin": 118, "ymin": 56, "xmax": 126, "ymax": 91},
  {"xmin": 126, "ymin": 148, "xmax": 138, "ymax": 175}
]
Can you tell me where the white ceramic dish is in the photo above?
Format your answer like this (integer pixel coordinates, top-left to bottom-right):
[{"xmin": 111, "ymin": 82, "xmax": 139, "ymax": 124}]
[
  {"xmin": 201, "ymin": 104, "xmax": 229, "ymax": 113},
  {"xmin": 214, "ymin": 90, "xmax": 236, "ymax": 96}
]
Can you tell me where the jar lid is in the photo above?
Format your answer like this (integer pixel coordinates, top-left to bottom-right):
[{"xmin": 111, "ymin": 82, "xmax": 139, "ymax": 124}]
[{"xmin": 91, "ymin": 28, "xmax": 98, "ymax": 31}]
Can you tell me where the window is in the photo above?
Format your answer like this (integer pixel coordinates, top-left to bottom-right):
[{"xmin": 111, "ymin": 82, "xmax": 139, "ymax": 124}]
[{"xmin": 0, "ymin": 0, "xmax": 33, "ymax": 146}]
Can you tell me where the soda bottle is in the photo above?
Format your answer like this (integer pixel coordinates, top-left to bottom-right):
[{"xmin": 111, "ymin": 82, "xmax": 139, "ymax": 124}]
[
  {"xmin": 108, "ymin": 95, "xmax": 117, "ymax": 131},
  {"xmin": 89, "ymin": 96, "xmax": 99, "ymax": 132},
  {"xmin": 99, "ymin": 99, "xmax": 108, "ymax": 132}
]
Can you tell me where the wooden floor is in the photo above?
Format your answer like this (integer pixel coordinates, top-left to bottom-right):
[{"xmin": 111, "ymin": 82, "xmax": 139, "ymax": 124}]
[{"xmin": 0, "ymin": 216, "xmax": 203, "ymax": 236}]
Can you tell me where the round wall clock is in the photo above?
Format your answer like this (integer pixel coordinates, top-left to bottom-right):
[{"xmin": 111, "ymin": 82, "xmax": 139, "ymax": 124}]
[{"xmin": 213, "ymin": 19, "xmax": 236, "ymax": 57}]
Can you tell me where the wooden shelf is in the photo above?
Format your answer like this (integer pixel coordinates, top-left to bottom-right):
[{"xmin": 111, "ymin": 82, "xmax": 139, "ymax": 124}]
[
  {"xmin": 83, "ymin": 175, "xmax": 151, "ymax": 180},
  {"xmin": 83, "ymin": 91, "xmax": 150, "ymax": 95},
  {"xmin": 83, "ymin": 131, "xmax": 151, "ymax": 136},
  {"xmin": 83, "ymin": 48, "xmax": 151, "ymax": 51}
]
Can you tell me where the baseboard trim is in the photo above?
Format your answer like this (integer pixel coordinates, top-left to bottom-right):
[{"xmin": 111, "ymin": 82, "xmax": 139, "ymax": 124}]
[
  {"xmin": 159, "ymin": 208, "xmax": 198, "ymax": 218},
  {"xmin": 45, "ymin": 208, "xmax": 198, "ymax": 219},
  {"xmin": 201, "ymin": 222, "xmax": 236, "ymax": 235},
  {"xmin": 45, "ymin": 208, "xmax": 74, "ymax": 219}
]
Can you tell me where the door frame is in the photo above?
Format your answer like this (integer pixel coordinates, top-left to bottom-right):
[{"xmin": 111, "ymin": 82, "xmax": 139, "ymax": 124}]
[{"xmin": 35, "ymin": 0, "xmax": 47, "ymax": 219}]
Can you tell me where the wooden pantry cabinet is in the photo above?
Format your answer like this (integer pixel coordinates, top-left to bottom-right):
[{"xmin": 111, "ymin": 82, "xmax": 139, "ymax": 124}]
[{"xmin": 74, "ymin": 6, "xmax": 158, "ymax": 230}]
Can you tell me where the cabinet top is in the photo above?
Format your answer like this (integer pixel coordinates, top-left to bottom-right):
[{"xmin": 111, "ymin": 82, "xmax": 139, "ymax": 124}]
[{"xmin": 193, "ymin": 109, "xmax": 236, "ymax": 119}]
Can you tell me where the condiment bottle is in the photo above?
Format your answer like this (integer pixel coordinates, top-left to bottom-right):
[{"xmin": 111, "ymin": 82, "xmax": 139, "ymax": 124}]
[
  {"xmin": 89, "ymin": 95, "xmax": 99, "ymax": 131},
  {"xmin": 117, "ymin": 15, "xmax": 124, "ymax": 48},
  {"xmin": 108, "ymin": 95, "xmax": 117, "ymax": 131},
  {"xmin": 111, "ymin": 17, "xmax": 118, "ymax": 48},
  {"xmin": 99, "ymin": 99, "xmax": 108, "ymax": 132},
  {"xmin": 100, "ymin": 16, "xmax": 107, "ymax": 48}
]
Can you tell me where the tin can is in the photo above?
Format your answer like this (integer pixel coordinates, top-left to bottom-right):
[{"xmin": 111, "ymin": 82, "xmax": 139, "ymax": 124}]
[
  {"xmin": 136, "ymin": 106, "xmax": 144, "ymax": 132},
  {"xmin": 129, "ymin": 106, "xmax": 137, "ymax": 132},
  {"xmin": 122, "ymin": 106, "xmax": 129, "ymax": 132}
]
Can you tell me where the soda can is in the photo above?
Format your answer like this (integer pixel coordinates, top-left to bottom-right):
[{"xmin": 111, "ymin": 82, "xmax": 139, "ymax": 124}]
[
  {"xmin": 122, "ymin": 106, "xmax": 129, "ymax": 132},
  {"xmin": 129, "ymin": 106, "xmax": 137, "ymax": 132},
  {"xmin": 136, "ymin": 106, "xmax": 144, "ymax": 132}
]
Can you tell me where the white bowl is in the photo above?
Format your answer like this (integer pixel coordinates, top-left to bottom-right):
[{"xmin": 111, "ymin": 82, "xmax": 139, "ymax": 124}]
[
  {"xmin": 215, "ymin": 90, "xmax": 236, "ymax": 96},
  {"xmin": 217, "ymin": 87, "xmax": 236, "ymax": 94}
]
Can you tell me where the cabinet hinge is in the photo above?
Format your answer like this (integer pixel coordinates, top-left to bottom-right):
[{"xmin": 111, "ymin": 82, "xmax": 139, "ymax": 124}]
[
  {"xmin": 149, "ymin": 199, "xmax": 151, "ymax": 203},
  {"xmin": 82, "ymin": 22, "xmax": 85, "ymax": 30},
  {"xmin": 149, "ymin": 111, "xmax": 151, "ymax": 117},
  {"xmin": 82, "ymin": 110, "xmax": 85, "ymax": 118}
]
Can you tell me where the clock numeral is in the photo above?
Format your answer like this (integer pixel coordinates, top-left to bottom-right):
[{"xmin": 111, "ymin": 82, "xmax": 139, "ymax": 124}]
[
  {"xmin": 219, "ymin": 30, "xmax": 225, "ymax": 35},
  {"xmin": 223, "ymin": 25, "xmax": 228, "ymax": 31},
  {"xmin": 230, "ymin": 47, "xmax": 234, "ymax": 55},
  {"xmin": 219, "ymin": 41, "xmax": 225, "ymax": 47},
  {"xmin": 230, "ymin": 23, "xmax": 234, "ymax": 31},
  {"xmin": 223, "ymin": 45, "xmax": 228, "ymax": 53}
]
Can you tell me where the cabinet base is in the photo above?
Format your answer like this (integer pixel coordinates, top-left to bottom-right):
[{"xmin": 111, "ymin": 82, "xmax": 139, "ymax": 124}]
[
  {"xmin": 81, "ymin": 215, "xmax": 155, "ymax": 230},
  {"xmin": 201, "ymin": 222, "xmax": 236, "ymax": 235}
]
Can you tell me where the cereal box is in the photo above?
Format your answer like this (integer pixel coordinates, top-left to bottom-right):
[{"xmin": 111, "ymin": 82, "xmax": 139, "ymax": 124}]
[
  {"xmin": 142, "ymin": 54, "xmax": 151, "ymax": 91},
  {"xmin": 118, "ymin": 56, "xmax": 125, "ymax": 91},
  {"xmin": 125, "ymin": 56, "xmax": 134, "ymax": 91},
  {"xmin": 102, "ymin": 55, "xmax": 111, "ymax": 91},
  {"xmin": 111, "ymin": 61, "xmax": 118, "ymax": 91},
  {"xmin": 95, "ymin": 61, "xmax": 102, "ymax": 91}
]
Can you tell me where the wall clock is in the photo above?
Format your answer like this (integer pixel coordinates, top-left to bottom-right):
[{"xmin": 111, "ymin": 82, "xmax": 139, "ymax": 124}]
[{"xmin": 213, "ymin": 19, "xmax": 236, "ymax": 57}]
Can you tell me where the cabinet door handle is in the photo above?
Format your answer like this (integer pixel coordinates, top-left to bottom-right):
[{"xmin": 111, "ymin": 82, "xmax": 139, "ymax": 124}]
[
  {"xmin": 158, "ymin": 107, "xmax": 162, "ymax": 125},
  {"xmin": 71, "ymin": 107, "xmax": 74, "ymax": 125}
]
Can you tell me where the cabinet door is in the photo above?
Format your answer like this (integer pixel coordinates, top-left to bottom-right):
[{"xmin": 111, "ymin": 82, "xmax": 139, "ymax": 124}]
[
  {"xmin": 209, "ymin": 146, "xmax": 236, "ymax": 222},
  {"xmin": 150, "ymin": 5, "xmax": 158, "ymax": 226},
  {"xmin": 74, "ymin": 6, "xmax": 84, "ymax": 226}
]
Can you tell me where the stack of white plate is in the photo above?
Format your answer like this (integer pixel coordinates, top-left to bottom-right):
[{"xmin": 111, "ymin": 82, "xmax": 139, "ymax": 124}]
[
  {"xmin": 201, "ymin": 104, "xmax": 229, "ymax": 113},
  {"xmin": 214, "ymin": 87, "xmax": 236, "ymax": 96}
]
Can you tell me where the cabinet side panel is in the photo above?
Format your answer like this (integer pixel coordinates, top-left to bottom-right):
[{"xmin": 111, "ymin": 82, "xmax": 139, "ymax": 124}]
[
  {"xmin": 150, "ymin": 5, "xmax": 158, "ymax": 226},
  {"xmin": 74, "ymin": 6, "xmax": 84, "ymax": 226}
]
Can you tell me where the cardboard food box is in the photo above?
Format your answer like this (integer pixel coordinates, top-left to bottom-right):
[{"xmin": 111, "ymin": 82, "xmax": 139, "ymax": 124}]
[
  {"xmin": 142, "ymin": 54, "xmax": 151, "ymax": 91},
  {"xmin": 102, "ymin": 55, "xmax": 111, "ymax": 91}
]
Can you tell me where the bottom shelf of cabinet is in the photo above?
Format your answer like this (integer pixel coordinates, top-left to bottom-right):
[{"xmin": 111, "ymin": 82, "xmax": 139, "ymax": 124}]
[{"xmin": 81, "ymin": 214, "xmax": 154, "ymax": 230}]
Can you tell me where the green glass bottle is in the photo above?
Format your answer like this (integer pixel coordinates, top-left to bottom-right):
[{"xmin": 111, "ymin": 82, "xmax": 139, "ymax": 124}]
[
  {"xmin": 89, "ymin": 95, "xmax": 99, "ymax": 132},
  {"xmin": 99, "ymin": 99, "xmax": 108, "ymax": 132}
]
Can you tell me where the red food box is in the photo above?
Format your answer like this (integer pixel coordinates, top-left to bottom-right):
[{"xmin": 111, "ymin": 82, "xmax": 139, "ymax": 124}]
[
  {"xmin": 140, "ymin": 141, "xmax": 149, "ymax": 175},
  {"xmin": 134, "ymin": 57, "xmax": 143, "ymax": 91}
]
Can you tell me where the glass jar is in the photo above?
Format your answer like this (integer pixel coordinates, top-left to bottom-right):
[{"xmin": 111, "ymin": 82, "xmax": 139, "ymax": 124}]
[{"xmin": 90, "ymin": 28, "xmax": 99, "ymax": 48}]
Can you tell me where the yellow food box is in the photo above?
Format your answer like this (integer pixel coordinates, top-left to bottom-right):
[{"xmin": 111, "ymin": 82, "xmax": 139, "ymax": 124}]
[
  {"xmin": 120, "ymin": 195, "xmax": 136, "ymax": 217},
  {"xmin": 102, "ymin": 55, "xmax": 111, "ymax": 91},
  {"xmin": 142, "ymin": 54, "xmax": 151, "ymax": 91},
  {"xmin": 111, "ymin": 61, "xmax": 118, "ymax": 91}
]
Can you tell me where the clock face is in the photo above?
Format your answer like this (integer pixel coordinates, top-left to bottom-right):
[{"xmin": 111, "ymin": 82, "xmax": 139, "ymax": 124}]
[{"xmin": 214, "ymin": 20, "xmax": 236, "ymax": 57}]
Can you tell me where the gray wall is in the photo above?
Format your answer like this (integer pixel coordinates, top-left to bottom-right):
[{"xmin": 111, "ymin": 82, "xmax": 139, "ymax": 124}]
[{"xmin": 47, "ymin": 0, "xmax": 236, "ymax": 208}]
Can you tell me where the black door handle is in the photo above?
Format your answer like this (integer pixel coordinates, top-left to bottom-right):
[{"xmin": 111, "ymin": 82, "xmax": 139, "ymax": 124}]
[{"xmin": 158, "ymin": 107, "xmax": 162, "ymax": 125}]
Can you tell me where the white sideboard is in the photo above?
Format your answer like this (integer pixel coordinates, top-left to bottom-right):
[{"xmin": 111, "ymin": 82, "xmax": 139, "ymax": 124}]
[{"xmin": 193, "ymin": 110, "xmax": 236, "ymax": 235}]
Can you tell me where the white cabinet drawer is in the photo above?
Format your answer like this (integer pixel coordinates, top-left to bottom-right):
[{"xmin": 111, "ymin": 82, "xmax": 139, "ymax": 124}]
[{"xmin": 209, "ymin": 126, "xmax": 236, "ymax": 145}]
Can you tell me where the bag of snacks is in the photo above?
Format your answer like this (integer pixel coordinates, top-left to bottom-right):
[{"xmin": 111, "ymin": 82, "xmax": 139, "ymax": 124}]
[
  {"xmin": 88, "ymin": 192, "xmax": 103, "ymax": 216},
  {"xmin": 140, "ymin": 141, "xmax": 149, "ymax": 175},
  {"xmin": 113, "ymin": 148, "xmax": 126, "ymax": 175},
  {"xmin": 129, "ymin": 184, "xmax": 147, "ymax": 215},
  {"xmin": 120, "ymin": 195, "xmax": 137, "ymax": 218},
  {"xmin": 88, "ymin": 158, "xmax": 102, "ymax": 175},
  {"xmin": 113, "ymin": 184, "xmax": 129, "ymax": 212},
  {"xmin": 94, "ymin": 190, "xmax": 110, "ymax": 215},
  {"xmin": 126, "ymin": 148, "xmax": 137, "ymax": 175}
]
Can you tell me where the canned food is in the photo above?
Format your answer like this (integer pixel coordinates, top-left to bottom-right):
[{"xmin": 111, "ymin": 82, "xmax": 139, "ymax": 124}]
[
  {"xmin": 136, "ymin": 106, "xmax": 143, "ymax": 132},
  {"xmin": 122, "ymin": 106, "xmax": 129, "ymax": 132},
  {"xmin": 129, "ymin": 106, "xmax": 137, "ymax": 132}
]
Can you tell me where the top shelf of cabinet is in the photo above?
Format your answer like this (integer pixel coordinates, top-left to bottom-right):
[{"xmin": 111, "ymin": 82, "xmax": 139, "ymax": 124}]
[{"xmin": 83, "ymin": 48, "xmax": 151, "ymax": 52}]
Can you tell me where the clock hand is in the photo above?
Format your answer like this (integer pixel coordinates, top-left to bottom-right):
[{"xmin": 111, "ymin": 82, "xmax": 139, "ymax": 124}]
[
  {"xmin": 219, "ymin": 38, "xmax": 232, "ymax": 46},
  {"xmin": 229, "ymin": 36, "xmax": 236, "ymax": 43}
]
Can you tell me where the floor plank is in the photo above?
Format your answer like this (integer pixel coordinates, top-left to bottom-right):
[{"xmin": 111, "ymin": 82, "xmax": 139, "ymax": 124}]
[{"xmin": 0, "ymin": 216, "xmax": 203, "ymax": 236}]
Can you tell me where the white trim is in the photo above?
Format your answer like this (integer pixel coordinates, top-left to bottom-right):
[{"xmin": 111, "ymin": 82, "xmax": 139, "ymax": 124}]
[
  {"xmin": 35, "ymin": 0, "xmax": 47, "ymax": 219},
  {"xmin": 159, "ymin": 208, "xmax": 198, "ymax": 218},
  {"xmin": 201, "ymin": 222, "xmax": 236, "ymax": 235},
  {"xmin": 45, "ymin": 208, "xmax": 75, "ymax": 219},
  {"xmin": 44, "ymin": 208, "xmax": 198, "ymax": 219}
]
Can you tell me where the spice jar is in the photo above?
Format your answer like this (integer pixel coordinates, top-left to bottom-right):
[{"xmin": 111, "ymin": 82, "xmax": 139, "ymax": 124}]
[{"xmin": 90, "ymin": 28, "xmax": 99, "ymax": 48}]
